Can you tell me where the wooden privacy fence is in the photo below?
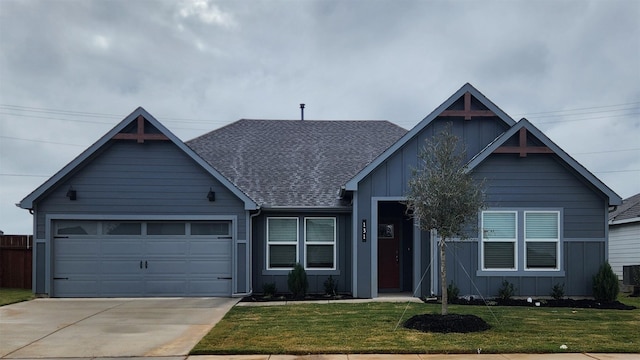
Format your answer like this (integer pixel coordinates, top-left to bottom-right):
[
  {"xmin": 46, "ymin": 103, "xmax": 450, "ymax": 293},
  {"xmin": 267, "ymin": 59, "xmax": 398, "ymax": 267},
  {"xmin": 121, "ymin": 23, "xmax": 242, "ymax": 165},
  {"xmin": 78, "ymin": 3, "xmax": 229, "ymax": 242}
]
[{"xmin": 0, "ymin": 235, "xmax": 32, "ymax": 289}]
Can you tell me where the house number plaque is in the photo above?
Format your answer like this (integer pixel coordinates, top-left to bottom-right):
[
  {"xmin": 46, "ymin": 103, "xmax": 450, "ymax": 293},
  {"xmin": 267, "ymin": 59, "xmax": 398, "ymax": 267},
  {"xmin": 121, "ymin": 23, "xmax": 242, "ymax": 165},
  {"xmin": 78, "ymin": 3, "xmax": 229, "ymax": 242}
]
[{"xmin": 361, "ymin": 219, "xmax": 367, "ymax": 242}]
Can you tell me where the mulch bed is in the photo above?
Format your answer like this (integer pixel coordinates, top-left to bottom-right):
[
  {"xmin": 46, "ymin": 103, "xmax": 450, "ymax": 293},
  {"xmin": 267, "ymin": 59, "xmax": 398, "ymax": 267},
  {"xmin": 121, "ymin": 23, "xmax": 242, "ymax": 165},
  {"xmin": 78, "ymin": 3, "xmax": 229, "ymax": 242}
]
[
  {"xmin": 448, "ymin": 297, "xmax": 636, "ymax": 310},
  {"xmin": 404, "ymin": 314, "xmax": 490, "ymax": 333},
  {"xmin": 240, "ymin": 293, "xmax": 354, "ymax": 302}
]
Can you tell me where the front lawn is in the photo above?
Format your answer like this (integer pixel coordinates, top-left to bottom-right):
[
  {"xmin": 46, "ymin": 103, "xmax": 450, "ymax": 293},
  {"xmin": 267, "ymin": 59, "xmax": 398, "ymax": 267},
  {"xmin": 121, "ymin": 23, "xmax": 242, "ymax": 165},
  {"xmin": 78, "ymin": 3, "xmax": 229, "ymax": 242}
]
[
  {"xmin": 0, "ymin": 288, "xmax": 34, "ymax": 306},
  {"xmin": 192, "ymin": 295, "xmax": 640, "ymax": 355}
]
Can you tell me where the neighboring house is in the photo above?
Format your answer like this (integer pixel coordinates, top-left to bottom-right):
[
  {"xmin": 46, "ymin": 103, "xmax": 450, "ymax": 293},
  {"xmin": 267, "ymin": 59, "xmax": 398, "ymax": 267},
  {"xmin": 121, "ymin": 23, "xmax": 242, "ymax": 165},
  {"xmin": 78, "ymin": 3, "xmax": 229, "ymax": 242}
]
[
  {"xmin": 608, "ymin": 193, "xmax": 640, "ymax": 280},
  {"xmin": 19, "ymin": 83, "xmax": 622, "ymax": 298}
]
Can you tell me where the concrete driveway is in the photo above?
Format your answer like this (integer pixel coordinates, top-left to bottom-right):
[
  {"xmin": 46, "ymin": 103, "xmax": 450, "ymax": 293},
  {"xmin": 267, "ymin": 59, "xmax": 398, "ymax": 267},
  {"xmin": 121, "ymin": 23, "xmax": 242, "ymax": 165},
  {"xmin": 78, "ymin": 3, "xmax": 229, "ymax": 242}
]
[{"xmin": 0, "ymin": 297, "xmax": 238, "ymax": 358}]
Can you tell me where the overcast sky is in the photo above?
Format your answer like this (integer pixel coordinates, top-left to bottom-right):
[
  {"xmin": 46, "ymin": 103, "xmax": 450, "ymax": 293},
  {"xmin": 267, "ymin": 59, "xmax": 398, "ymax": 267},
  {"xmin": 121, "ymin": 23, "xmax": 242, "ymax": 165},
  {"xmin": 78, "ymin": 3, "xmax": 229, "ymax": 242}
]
[{"xmin": 1, "ymin": 0, "xmax": 638, "ymax": 235}]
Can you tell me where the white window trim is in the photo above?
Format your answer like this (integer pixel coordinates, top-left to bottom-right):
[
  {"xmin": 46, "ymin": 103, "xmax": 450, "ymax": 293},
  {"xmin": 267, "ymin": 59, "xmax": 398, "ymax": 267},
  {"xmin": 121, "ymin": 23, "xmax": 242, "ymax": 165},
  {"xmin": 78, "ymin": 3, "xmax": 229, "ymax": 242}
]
[
  {"xmin": 304, "ymin": 217, "xmax": 337, "ymax": 271},
  {"xmin": 266, "ymin": 217, "xmax": 299, "ymax": 270},
  {"xmin": 524, "ymin": 211, "xmax": 560, "ymax": 271},
  {"xmin": 481, "ymin": 211, "xmax": 518, "ymax": 271}
]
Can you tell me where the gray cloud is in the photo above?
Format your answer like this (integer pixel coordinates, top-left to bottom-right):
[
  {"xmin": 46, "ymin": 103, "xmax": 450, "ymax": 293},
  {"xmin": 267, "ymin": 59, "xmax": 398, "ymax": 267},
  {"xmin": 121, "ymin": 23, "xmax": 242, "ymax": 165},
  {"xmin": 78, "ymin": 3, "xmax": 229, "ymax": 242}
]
[{"xmin": 1, "ymin": 0, "xmax": 638, "ymax": 234}]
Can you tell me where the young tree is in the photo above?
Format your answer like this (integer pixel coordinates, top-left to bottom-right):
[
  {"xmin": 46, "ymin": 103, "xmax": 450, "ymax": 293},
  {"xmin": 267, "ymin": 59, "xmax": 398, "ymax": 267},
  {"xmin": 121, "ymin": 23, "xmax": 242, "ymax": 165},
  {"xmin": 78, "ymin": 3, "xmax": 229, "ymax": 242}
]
[{"xmin": 405, "ymin": 123, "xmax": 485, "ymax": 315}]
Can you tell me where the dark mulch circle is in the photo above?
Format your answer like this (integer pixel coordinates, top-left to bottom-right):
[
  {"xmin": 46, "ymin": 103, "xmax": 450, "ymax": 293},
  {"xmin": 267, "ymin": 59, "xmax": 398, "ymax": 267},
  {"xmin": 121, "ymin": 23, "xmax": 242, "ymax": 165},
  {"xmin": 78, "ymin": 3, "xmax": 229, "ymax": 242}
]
[{"xmin": 404, "ymin": 313, "xmax": 490, "ymax": 333}]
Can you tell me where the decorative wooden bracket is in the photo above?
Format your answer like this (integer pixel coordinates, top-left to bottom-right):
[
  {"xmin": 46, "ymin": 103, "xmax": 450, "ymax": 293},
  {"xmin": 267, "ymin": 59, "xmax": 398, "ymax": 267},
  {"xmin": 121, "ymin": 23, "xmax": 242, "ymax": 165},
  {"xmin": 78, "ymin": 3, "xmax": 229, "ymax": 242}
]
[
  {"xmin": 112, "ymin": 116, "xmax": 169, "ymax": 143},
  {"xmin": 438, "ymin": 92, "xmax": 495, "ymax": 120},
  {"xmin": 493, "ymin": 128, "xmax": 553, "ymax": 157}
]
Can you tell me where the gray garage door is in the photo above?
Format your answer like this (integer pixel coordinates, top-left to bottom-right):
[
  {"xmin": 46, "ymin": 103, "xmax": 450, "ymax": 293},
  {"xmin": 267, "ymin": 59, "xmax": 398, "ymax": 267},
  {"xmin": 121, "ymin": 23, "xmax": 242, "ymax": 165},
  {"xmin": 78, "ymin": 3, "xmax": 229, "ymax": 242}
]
[{"xmin": 52, "ymin": 220, "xmax": 232, "ymax": 297}]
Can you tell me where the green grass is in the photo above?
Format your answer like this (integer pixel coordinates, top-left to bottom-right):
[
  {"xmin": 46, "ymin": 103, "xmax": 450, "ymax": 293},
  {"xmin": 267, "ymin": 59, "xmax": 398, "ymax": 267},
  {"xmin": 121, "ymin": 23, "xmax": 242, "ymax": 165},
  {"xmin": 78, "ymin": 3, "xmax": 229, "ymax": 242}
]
[
  {"xmin": 0, "ymin": 288, "xmax": 34, "ymax": 306},
  {"xmin": 192, "ymin": 294, "xmax": 640, "ymax": 355}
]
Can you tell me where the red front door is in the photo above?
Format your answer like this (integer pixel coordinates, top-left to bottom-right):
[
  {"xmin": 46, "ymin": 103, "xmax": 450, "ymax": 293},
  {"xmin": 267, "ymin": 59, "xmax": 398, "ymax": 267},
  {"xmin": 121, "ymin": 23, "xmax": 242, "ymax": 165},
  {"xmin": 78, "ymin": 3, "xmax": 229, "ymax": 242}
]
[{"xmin": 378, "ymin": 222, "xmax": 400, "ymax": 290}]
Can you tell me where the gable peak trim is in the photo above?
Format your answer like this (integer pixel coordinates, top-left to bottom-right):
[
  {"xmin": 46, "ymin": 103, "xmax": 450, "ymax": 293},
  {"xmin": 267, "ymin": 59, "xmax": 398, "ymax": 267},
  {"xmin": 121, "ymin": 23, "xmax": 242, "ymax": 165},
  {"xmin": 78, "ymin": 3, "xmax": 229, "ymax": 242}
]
[
  {"xmin": 438, "ymin": 91, "xmax": 496, "ymax": 120},
  {"xmin": 112, "ymin": 115, "xmax": 170, "ymax": 143},
  {"xmin": 493, "ymin": 127, "xmax": 554, "ymax": 157}
]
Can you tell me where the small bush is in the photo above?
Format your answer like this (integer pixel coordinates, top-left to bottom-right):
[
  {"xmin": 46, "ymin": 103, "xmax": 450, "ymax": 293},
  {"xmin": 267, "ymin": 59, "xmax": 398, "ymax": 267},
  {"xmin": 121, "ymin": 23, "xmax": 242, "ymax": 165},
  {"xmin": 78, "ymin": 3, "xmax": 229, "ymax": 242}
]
[
  {"xmin": 497, "ymin": 280, "xmax": 516, "ymax": 300},
  {"xmin": 262, "ymin": 282, "xmax": 277, "ymax": 297},
  {"xmin": 287, "ymin": 263, "xmax": 308, "ymax": 299},
  {"xmin": 550, "ymin": 282, "xmax": 565, "ymax": 300},
  {"xmin": 447, "ymin": 281, "xmax": 460, "ymax": 303},
  {"xmin": 549, "ymin": 283, "xmax": 564, "ymax": 300},
  {"xmin": 593, "ymin": 262, "xmax": 619, "ymax": 302},
  {"xmin": 324, "ymin": 275, "xmax": 338, "ymax": 296}
]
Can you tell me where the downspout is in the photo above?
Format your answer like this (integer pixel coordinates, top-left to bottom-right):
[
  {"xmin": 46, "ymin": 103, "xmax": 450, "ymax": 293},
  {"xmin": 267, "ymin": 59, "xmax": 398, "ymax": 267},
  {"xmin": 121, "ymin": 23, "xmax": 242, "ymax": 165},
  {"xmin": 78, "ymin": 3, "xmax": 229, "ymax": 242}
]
[{"xmin": 246, "ymin": 208, "xmax": 262, "ymax": 296}]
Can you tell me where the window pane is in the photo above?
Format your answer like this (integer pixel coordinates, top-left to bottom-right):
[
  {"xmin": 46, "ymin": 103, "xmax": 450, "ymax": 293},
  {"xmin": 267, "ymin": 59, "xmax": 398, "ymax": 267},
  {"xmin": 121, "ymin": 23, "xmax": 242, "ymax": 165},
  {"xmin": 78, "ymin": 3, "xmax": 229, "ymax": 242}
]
[
  {"xmin": 268, "ymin": 218, "xmax": 297, "ymax": 242},
  {"xmin": 104, "ymin": 222, "xmax": 141, "ymax": 235},
  {"xmin": 484, "ymin": 242, "xmax": 515, "ymax": 269},
  {"xmin": 483, "ymin": 212, "xmax": 516, "ymax": 239},
  {"xmin": 527, "ymin": 242, "xmax": 557, "ymax": 268},
  {"xmin": 269, "ymin": 245, "xmax": 296, "ymax": 268},
  {"xmin": 147, "ymin": 222, "xmax": 185, "ymax": 235},
  {"xmin": 191, "ymin": 221, "xmax": 230, "ymax": 236},
  {"xmin": 525, "ymin": 212, "xmax": 558, "ymax": 239},
  {"xmin": 306, "ymin": 245, "xmax": 334, "ymax": 268},
  {"xmin": 56, "ymin": 221, "xmax": 98, "ymax": 235},
  {"xmin": 306, "ymin": 218, "xmax": 335, "ymax": 243}
]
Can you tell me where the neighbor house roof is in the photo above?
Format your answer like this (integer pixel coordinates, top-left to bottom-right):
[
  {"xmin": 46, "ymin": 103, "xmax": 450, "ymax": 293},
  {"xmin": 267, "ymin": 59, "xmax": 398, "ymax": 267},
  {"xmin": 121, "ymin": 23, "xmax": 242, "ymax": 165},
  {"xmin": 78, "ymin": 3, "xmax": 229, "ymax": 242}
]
[
  {"xmin": 19, "ymin": 107, "xmax": 258, "ymax": 210},
  {"xmin": 609, "ymin": 193, "xmax": 640, "ymax": 225},
  {"xmin": 187, "ymin": 119, "xmax": 407, "ymax": 208}
]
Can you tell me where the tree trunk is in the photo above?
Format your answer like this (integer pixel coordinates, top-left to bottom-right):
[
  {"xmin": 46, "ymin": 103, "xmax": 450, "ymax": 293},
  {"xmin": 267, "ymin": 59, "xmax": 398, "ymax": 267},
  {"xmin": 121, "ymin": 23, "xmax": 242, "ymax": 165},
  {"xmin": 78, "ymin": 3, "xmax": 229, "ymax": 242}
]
[{"xmin": 440, "ymin": 237, "xmax": 448, "ymax": 315}]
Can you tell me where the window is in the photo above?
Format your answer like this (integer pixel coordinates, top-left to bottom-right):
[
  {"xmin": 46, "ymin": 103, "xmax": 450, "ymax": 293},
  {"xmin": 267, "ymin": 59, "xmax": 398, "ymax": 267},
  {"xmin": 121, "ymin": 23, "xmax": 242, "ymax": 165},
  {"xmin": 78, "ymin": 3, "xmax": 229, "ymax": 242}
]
[
  {"xmin": 305, "ymin": 217, "xmax": 336, "ymax": 269},
  {"xmin": 481, "ymin": 211, "xmax": 517, "ymax": 270},
  {"xmin": 525, "ymin": 211, "xmax": 559, "ymax": 270},
  {"xmin": 267, "ymin": 218, "xmax": 298, "ymax": 269}
]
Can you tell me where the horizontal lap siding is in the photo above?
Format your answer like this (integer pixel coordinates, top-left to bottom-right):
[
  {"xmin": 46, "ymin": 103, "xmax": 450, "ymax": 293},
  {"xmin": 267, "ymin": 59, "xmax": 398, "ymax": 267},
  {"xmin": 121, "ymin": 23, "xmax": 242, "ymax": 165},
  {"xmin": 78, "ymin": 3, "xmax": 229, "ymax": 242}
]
[
  {"xmin": 36, "ymin": 141, "xmax": 246, "ymax": 238},
  {"xmin": 473, "ymin": 154, "xmax": 607, "ymax": 238},
  {"xmin": 609, "ymin": 223, "xmax": 640, "ymax": 277}
]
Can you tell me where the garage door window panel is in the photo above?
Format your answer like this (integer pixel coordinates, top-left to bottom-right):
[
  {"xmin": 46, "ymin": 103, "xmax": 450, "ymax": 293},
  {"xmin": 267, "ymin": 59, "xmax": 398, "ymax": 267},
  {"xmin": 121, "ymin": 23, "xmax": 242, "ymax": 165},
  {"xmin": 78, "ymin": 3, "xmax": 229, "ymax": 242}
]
[
  {"xmin": 56, "ymin": 221, "xmax": 98, "ymax": 236},
  {"xmin": 147, "ymin": 222, "xmax": 186, "ymax": 235},
  {"xmin": 191, "ymin": 221, "xmax": 231, "ymax": 236},
  {"xmin": 104, "ymin": 222, "xmax": 142, "ymax": 235}
]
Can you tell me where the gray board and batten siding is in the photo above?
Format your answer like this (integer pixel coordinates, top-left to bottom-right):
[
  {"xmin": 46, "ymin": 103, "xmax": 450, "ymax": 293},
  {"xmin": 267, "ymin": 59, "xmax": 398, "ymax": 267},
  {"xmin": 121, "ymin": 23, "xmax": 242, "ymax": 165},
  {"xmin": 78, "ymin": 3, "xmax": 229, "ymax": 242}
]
[{"xmin": 250, "ymin": 211, "xmax": 353, "ymax": 295}]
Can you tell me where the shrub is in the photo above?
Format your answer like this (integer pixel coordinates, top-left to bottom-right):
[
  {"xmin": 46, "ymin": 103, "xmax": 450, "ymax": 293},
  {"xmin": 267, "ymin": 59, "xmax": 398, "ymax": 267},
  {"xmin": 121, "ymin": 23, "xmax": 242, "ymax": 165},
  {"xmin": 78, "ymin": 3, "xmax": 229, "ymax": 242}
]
[
  {"xmin": 287, "ymin": 263, "xmax": 308, "ymax": 299},
  {"xmin": 323, "ymin": 275, "xmax": 338, "ymax": 296},
  {"xmin": 550, "ymin": 282, "xmax": 565, "ymax": 300},
  {"xmin": 262, "ymin": 282, "xmax": 277, "ymax": 297},
  {"xmin": 593, "ymin": 262, "xmax": 619, "ymax": 302},
  {"xmin": 497, "ymin": 280, "xmax": 516, "ymax": 300},
  {"xmin": 447, "ymin": 281, "xmax": 460, "ymax": 303}
]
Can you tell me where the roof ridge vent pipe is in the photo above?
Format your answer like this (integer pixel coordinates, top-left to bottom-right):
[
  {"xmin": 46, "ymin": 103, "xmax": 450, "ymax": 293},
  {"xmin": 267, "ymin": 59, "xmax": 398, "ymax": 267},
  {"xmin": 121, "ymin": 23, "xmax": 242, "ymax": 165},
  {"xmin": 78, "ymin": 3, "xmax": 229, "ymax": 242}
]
[{"xmin": 300, "ymin": 103, "xmax": 305, "ymax": 121}]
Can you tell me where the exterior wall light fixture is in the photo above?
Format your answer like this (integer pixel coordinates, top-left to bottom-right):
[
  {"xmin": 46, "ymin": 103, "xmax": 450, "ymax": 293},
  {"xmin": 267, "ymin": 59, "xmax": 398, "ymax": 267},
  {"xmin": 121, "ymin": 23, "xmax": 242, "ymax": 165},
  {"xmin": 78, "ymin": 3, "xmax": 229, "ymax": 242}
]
[{"xmin": 207, "ymin": 188, "xmax": 216, "ymax": 202}]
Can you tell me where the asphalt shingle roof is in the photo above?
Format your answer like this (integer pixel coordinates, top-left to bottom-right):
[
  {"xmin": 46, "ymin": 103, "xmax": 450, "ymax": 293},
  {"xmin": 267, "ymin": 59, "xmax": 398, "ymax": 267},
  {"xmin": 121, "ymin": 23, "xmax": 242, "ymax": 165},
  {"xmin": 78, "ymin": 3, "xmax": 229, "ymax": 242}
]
[
  {"xmin": 609, "ymin": 193, "xmax": 640, "ymax": 223},
  {"xmin": 187, "ymin": 119, "xmax": 407, "ymax": 208}
]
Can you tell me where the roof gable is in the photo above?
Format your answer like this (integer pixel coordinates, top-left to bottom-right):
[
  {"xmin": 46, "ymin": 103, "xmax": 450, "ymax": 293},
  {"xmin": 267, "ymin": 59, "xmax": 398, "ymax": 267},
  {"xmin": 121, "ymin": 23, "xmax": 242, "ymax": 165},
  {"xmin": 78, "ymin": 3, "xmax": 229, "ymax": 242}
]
[
  {"xmin": 466, "ymin": 118, "xmax": 622, "ymax": 206},
  {"xmin": 344, "ymin": 83, "xmax": 516, "ymax": 190},
  {"xmin": 19, "ymin": 107, "xmax": 258, "ymax": 210},
  {"xmin": 187, "ymin": 119, "xmax": 407, "ymax": 208}
]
